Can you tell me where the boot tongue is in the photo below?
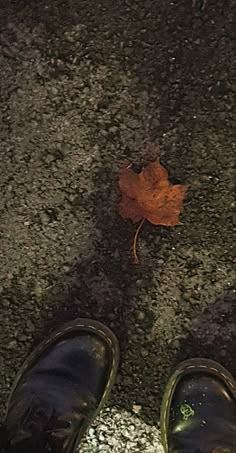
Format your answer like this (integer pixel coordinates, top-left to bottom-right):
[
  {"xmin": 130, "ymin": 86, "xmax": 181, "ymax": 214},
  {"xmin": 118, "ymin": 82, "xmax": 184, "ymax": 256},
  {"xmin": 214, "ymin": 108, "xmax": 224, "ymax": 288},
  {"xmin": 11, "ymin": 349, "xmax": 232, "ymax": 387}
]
[
  {"xmin": 6, "ymin": 382, "xmax": 95, "ymax": 453},
  {"xmin": 5, "ymin": 394, "xmax": 74, "ymax": 453},
  {"xmin": 0, "ymin": 423, "xmax": 36, "ymax": 453}
]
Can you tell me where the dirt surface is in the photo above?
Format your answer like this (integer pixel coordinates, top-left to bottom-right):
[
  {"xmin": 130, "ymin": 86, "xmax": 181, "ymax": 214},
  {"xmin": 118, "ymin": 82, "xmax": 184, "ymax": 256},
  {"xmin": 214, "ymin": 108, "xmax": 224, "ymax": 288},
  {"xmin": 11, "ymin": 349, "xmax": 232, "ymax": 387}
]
[{"xmin": 0, "ymin": 0, "xmax": 235, "ymax": 451}]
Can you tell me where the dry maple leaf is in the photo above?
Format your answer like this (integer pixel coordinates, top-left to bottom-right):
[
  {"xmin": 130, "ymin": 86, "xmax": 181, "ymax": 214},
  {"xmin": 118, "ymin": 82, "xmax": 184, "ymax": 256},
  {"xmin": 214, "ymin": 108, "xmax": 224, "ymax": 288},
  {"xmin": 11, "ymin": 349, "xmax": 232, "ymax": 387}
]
[{"xmin": 118, "ymin": 160, "xmax": 188, "ymax": 263}]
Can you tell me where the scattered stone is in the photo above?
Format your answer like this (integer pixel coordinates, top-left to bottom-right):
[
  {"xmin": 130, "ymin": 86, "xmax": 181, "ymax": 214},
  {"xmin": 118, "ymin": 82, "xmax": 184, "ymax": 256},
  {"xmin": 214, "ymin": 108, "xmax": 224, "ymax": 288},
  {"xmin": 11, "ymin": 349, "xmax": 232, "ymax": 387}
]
[{"xmin": 132, "ymin": 404, "xmax": 142, "ymax": 414}]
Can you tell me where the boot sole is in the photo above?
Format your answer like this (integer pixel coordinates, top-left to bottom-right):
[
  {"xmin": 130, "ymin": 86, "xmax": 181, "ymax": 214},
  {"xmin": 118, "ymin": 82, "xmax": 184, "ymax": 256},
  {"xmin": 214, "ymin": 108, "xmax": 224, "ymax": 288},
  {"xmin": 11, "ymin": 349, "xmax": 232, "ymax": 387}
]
[
  {"xmin": 160, "ymin": 358, "xmax": 236, "ymax": 452},
  {"xmin": 6, "ymin": 318, "xmax": 120, "ymax": 452}
]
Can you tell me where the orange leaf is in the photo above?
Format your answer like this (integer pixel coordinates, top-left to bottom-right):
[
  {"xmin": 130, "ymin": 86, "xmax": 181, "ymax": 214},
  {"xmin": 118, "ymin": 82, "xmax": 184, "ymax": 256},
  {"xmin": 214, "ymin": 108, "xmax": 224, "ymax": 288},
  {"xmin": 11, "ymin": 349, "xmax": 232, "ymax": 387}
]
[{"xmin": 118, "ymin": 160, "xmax": 188, "ymax": 226}]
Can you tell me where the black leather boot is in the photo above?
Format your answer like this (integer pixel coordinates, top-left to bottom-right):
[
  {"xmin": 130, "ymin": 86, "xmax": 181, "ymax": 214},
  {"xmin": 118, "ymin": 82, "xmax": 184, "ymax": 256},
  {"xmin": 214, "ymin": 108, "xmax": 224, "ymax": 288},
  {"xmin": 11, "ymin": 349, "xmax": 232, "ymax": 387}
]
[
  {"xmin": 160, "ymin": 358, "xmax": 236, "ymax": 453},
  {"xmin": 1, "ymin": 318, "xmax": 119, "ymax": 453}
]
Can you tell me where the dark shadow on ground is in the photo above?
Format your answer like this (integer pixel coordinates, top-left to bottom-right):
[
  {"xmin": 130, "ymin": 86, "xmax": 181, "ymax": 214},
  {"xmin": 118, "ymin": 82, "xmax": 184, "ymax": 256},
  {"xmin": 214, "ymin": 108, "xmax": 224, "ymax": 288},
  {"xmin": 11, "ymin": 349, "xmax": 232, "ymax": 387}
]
[
  {"xmin": 177, "ymin": 291, "xmax": 236, "ymax": 376},
  {"xmin": 31, "ymin": 168, "xmax": 171, "ymax": 423}
]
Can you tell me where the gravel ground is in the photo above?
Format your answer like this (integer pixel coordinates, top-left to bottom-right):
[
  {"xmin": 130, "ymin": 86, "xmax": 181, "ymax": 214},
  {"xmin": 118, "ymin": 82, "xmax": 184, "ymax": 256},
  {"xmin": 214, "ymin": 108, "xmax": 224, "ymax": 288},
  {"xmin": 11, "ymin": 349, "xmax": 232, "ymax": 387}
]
[{"xmin": 0, "ymin": 0, "xmax": 235, "ymax": 451}]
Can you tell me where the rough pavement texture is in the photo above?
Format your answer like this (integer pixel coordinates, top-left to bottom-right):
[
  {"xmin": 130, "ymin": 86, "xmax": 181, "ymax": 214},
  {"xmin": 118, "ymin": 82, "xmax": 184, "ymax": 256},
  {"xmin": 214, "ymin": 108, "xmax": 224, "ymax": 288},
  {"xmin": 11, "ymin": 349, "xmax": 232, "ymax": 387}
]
[{"xmin": 0, "ymin": 0, "xmax": 235, "ymax": 451}]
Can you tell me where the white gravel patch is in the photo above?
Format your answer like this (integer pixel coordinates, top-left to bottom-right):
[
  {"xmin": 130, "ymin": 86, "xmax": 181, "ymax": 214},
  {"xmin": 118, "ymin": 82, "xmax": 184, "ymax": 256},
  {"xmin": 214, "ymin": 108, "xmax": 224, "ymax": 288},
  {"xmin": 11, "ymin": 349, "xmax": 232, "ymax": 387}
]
[{"xmin": 80, "ymin": 407, "xmax": 164, "ymax": 453}]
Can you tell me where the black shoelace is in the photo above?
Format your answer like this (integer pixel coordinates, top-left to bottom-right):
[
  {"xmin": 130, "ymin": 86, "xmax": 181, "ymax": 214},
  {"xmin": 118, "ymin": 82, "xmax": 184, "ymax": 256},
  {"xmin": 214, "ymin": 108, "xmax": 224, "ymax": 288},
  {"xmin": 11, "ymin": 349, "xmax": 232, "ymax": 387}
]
[
  {"xmin": 0, "ymin": 421, "xmax": 54, "ymax": 453},
  {"xmin": 0, "ymin": 408, "xmax": 72, "ymax": 453}
]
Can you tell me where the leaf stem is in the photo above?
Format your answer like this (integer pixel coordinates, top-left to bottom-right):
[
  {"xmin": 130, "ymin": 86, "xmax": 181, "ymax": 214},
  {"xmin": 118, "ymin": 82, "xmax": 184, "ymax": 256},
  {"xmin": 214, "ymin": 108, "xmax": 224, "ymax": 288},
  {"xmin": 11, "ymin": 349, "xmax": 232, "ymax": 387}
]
[{"xmin": 132, "ymin": 218, "xmax": 145, "ymax": 264}]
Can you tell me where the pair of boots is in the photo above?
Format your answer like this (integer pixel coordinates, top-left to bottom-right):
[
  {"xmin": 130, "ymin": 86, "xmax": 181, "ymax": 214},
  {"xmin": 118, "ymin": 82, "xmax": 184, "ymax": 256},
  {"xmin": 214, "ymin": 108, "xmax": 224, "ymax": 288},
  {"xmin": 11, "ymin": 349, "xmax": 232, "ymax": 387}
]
[{"xmin": 1, "ymin": 318, "xmax": 235, "ymax": 452}]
